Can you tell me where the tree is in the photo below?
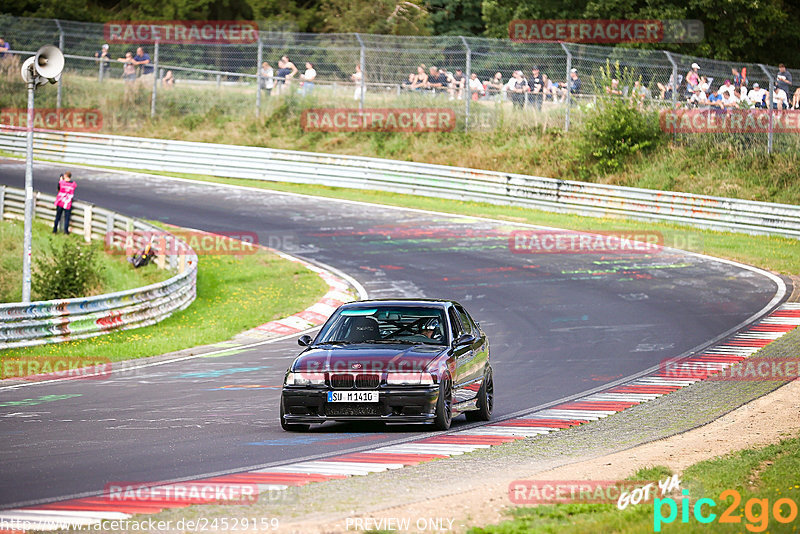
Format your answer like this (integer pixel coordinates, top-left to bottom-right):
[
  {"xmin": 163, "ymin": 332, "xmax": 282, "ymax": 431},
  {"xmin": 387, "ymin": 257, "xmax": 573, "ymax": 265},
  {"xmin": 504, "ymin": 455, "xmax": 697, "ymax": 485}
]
[
  {"xmin": 319, "ymin": 0, "xmax": 431, "ymax": 35},
  {"xmin": 426, "ymin": 0, "xmax": 484, "ymax": 36}
]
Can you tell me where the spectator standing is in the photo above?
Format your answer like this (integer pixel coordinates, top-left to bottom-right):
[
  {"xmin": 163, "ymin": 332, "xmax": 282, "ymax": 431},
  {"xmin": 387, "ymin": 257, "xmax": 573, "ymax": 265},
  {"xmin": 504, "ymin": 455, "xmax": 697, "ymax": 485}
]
[
  {"xmin": 117, "ymin": 52, "xmax": 136, "ymax": 83},
  {"xmin": 509, "ymin": 71, "xmax": 528, "ymax": 108},
  {"xmin": 95, "ymin": 43, "xmax": 111, "ymax": 77},
  {"xmin": 0, "ymin": 37, "xmax": 9, "ymax": 58},
  {"xmin": 686, "ymin": 63, "xmax": 700, "ymax": 92},
  {"xmin": 133, "ymin": 47, "xmax": 153, "ymax": 75},
  {"xmin": 747, "ymin": 83, "xmax": 767, "ymax": 108},
  {"xmin": 792, "ymin": 87, "xmax": 800, "ymax": 109},
  {"xmin": 351, "ymin": 64, "xmax": 364, "ymax": 100},
  {"xmin": 53, "ymin": 172, "xmax": 76, "ymax": 235},
  {"xmin": 274, "ymin": 59, "xmax": 288, "ymax": 95},
  {"xmin": 300, "ymin": 62, "xmax": 316, "ymax": 95},
  {"xmin": 280, "ymin": 56, "xmax": 299, "ymax": 92},
  {"xmin": 776, "ymin": 64, "xmax": 792, "ymax": 97},
  {"xmin": 528, "ymin": 66, "xmax": 543, "ymax": 110},
  {"xmin": 732, "ymin": 68, "xmax": 745, "ymax": 88},
  {"xmin": 260, "ymin": 62, "xmax": 274, "ymax": 95}
]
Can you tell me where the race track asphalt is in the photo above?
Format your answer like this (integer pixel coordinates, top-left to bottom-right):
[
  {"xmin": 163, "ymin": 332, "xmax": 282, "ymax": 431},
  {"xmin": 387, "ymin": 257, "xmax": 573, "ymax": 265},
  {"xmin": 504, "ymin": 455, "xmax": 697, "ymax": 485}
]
[{"xmin": 0, "ymin": 160, "xmax": 784, "ymax": 507}]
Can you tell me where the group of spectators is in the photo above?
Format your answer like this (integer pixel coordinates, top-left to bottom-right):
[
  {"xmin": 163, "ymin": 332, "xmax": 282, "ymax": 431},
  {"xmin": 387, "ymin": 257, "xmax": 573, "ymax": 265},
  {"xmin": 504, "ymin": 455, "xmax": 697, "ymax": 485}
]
[
  {"xmin": 659, "ymin": 62, "xmax": 799, "ymax": 110},
  {"xmin": 400, "ymin": 64, "xmax": 582, "ymax": 108},
  {"xmin": 258, "ymin": 56, "xmax": 318, "ymax": 96},
  {"xmin": 94, "ymin": 44, "xmax": 174, "ymax": 89}
]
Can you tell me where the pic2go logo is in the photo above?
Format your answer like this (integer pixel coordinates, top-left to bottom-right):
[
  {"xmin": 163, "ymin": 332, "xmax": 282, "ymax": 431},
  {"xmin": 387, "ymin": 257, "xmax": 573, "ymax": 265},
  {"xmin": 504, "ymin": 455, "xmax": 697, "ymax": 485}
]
[{"xmin": 654, "ymin": 489, "xmax": 799, "ymax": 532}]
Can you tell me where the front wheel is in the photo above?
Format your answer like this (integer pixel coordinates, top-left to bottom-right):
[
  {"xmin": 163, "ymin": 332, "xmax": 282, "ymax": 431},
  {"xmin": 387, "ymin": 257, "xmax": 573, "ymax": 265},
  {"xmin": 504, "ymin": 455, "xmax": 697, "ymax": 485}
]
[
  {"xmin": 280, "ymin": 398, "xmax": 310, "ymax": 432},
  {"xmin": 465, "ymin": 368, "xmax": 493, "ymax": 422},
  {"xmin": 433, "ymin": 373, "xmax": 453, "ymax": 430}
]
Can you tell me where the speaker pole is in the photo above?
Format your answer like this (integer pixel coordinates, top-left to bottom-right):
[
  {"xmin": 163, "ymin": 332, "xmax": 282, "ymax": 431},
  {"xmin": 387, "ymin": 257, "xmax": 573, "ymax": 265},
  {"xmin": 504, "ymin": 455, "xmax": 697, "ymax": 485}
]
[{"xmin": 22, "ymin": 66, "xmax": 35, "ymax": 303}]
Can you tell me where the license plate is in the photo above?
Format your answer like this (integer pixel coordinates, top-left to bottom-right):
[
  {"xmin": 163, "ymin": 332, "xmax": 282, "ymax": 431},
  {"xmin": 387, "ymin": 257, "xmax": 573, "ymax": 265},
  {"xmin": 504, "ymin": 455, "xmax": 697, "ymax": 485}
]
[{"xmin": 327, "ymin": 391, "xmax": 379, "ymax": 403}]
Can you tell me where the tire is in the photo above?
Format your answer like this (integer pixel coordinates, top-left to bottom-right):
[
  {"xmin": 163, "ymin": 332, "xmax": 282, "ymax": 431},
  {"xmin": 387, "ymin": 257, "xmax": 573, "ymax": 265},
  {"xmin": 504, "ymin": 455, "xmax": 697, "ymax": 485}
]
[
  {"xmin": 280, "ymin": 398, "xmax": 310, "ymax": 432},
  {"xmin": 465, "ymin": 368, "xmax": 493, "ymax": 422},
  {"xmin": 433, "ymin": 373, "xmax": 453, "ymax": 431}
]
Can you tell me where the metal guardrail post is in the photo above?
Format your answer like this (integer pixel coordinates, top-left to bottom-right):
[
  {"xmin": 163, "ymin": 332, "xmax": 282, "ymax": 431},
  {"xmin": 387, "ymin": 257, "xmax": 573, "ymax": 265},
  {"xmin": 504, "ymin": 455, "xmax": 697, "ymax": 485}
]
[
  {"xmin": 55, "ymin": 19, "xmax": 64, "ymax": 110},
  {"xmin": 758, "ymin": 64, "xmax": 774, "ymax": 154},
  {"xmin": 256, "ymin": 37, "xmax": 263, "ymax": 116},
  {"xmin": 664, "ymin": 51, "xmax": 678, "ymax": 109},
  {"xmin": 83, "ymin": 203, "xmax": 92, "ymax": 243},
  {"xmin": 150, "ymin": 41, "xmax": 159, "ymax": 119},
  {"xmin": 560, "ymin": 42, "xmax": 572, "ymax": 132},
  {"xmin": 0, "ymin": 185, "xmax": 4, "ymax": 220},
  {"xmin": 355, "ymin": 33, "xmax": 365, "ymax": 111},
  {"xmin": 0, "ymin": 185, "xmax": 199, "ymax": 349},
  {"xmin": 460, "ymin": 36, "xmax": 471, "ymax": 132}
]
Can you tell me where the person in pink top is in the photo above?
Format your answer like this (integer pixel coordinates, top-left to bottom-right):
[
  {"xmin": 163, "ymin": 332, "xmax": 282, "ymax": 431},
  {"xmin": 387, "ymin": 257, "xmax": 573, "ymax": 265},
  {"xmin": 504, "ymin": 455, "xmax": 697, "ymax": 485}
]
[{"xmin": 53, "ymin": 171, "xmax": 76, "ymax": 234}]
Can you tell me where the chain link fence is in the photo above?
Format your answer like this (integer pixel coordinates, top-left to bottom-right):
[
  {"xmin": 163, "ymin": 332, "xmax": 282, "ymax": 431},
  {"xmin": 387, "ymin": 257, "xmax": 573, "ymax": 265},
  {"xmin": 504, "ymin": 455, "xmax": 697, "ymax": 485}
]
[{"xmin": 1, "ymin": 15, "xmax": 798, "ymax": 152}]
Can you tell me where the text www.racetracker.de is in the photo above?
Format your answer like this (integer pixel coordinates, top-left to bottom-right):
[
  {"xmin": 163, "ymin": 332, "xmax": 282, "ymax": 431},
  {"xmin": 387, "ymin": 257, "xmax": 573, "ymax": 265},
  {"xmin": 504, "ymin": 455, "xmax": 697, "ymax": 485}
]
[{"xmin": 0, "ymin": 517, "xmax": 280, "ymax": 532}]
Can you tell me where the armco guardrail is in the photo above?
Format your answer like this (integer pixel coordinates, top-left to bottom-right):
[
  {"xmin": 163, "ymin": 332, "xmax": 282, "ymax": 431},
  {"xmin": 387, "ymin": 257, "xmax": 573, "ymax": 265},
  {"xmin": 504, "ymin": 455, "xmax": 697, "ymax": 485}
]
[
  {"xmin": 1, "ymin": 128, "xmax": 799, "ymax": 239},
  {"xmin": 0, "ymin": 185, "xmax": 198, "ymax": 350}
]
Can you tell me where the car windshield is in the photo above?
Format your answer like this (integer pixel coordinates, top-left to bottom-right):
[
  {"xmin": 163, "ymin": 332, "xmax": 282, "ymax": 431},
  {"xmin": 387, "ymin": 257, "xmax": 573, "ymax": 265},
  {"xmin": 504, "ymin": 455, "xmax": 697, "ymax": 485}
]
[{"xmin": 316, "ymin": 306, "xmax": 447, "ymax": 346}]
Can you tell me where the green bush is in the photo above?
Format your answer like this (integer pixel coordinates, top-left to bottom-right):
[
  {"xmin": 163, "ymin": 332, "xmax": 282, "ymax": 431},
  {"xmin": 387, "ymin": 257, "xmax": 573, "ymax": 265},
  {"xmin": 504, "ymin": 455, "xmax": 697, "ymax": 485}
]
[
  {"xmin": 32, "ymin": 238, "xmax": 102, "ymax": 301},
  {"xmin": 577, "ymin": 60, "xmax": 666, "ymax": 176}
]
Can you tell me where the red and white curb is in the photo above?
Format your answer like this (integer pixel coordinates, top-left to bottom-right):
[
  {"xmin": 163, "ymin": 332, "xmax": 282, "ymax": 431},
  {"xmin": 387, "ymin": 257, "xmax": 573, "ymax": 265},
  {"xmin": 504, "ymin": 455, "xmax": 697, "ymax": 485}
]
[{"xmin": 2, "ymin": 303, "xmax": 798, "ymax": 530}]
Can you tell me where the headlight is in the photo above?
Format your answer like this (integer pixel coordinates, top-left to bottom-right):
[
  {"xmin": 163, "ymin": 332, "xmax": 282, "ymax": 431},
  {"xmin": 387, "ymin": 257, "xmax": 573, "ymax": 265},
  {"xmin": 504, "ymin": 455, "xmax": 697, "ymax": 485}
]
[
  {"xmin": 386, "ymin": 372, "xmax": 434, "ymax": 386},
  {"xmin": 285, "ymin": 371, "xmax": 326, "ymax": 386}
]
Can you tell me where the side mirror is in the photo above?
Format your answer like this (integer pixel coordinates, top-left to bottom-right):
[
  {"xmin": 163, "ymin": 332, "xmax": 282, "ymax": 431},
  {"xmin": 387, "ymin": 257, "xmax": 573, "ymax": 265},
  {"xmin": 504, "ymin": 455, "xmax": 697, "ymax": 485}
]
[
  {"xmin": 453, "ymin": 333, "xmax": 475, "ymax": 347},
  {"xmin": 298, "ymin": 334, "xmax": 313, "ymax": 347}
]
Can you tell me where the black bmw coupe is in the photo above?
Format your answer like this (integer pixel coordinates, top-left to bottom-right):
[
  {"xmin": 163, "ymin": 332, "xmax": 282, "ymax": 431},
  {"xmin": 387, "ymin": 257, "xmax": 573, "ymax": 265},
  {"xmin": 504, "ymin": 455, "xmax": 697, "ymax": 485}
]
[{"xmin": 280, "ymin": 299, "xmax": 492, "ymax": 431}]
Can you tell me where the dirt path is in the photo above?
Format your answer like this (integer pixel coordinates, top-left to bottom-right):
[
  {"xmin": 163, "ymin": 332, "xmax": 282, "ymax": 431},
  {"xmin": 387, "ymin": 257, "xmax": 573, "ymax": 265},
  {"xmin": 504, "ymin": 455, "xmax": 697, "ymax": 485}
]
[{"xmin": 282, "ymin": 378, "xmax": 800, "ymax": 533}]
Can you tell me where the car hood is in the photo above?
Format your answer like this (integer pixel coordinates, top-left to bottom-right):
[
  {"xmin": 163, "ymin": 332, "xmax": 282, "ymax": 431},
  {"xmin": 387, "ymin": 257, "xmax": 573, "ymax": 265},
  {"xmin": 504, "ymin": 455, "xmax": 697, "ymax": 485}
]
[{"xmin": 292, "ymin": 344, "xmax": 447, "ymax": 374}]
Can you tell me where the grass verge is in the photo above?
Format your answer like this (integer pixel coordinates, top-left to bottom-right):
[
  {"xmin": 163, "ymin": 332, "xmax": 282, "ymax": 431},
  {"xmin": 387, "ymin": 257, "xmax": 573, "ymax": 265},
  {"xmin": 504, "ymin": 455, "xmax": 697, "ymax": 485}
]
[
  {"xmin": 0, "ymin": 218, "xmax": 167, "ymax": 303},
  {"xmin": 2, "ymin": 73, "xmax": 799, "ymax": 205},
  {"xmin": 471, "ymin": 431, "xmax": 800, "ymax": 533},
  {"xmin": 1, "ymin": 233, "xmax": 329, "ymax": 363}
]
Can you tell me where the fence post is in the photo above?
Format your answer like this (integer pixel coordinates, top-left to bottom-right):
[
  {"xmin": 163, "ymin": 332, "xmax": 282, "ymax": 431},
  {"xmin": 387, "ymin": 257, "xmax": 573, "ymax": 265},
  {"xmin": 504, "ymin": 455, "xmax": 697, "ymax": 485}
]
[
  {"xmin": 150, "ymin": 41, "xmax": 159, "ymax": 119},
  {"xmin": 256, "ymin": 37, "xmax": 263, "ymax": 117},
  {"xmin": 354, "ymin": 33, "xmax": 365, "ymax": 111},
  {"xmin": 0, "ymin": 185, "xmax": 4, "ymax": 220},
  {"xmin": 758, "ymin": 64, "xmax": 774, "ymax": 154},
  {"xmin": 460, "ymin": 36, "xmax": 471, "ymax": 132},
  {"xmin": 664, "ymin": 51, "xmax": 678, "ymax": 109},
  {"xmin": 83, "ymin": 203, "xmax": 93, "ymax": 243},
  {"xmin": 55, "ymin": 19, "xmax": 64, "ymax": 110},
  {"xmin": 560, "ymin": 42, "xmax": 572, "ymax": 132}
]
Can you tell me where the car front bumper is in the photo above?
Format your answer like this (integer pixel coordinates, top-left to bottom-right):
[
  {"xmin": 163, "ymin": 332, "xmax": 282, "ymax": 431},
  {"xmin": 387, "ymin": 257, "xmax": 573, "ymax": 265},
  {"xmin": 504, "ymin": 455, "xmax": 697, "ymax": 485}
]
[{"xmin": 281, "ymin": 386, "xmax": 439, "ymax": 424}]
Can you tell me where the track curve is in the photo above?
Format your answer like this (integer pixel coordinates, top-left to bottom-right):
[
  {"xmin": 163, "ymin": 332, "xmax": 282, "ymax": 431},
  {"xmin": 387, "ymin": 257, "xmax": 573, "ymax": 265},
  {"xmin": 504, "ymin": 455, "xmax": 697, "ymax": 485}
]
[{"xmin": 0, "ymin": 160, "xmax": 785, "ymax": 508}]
